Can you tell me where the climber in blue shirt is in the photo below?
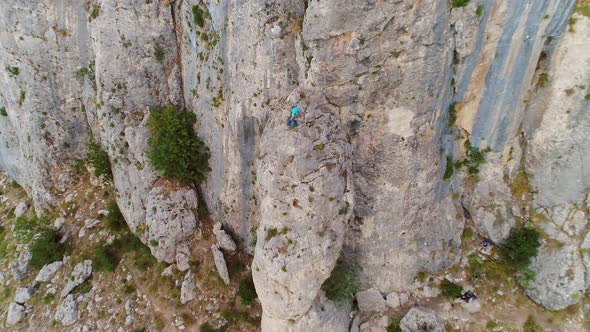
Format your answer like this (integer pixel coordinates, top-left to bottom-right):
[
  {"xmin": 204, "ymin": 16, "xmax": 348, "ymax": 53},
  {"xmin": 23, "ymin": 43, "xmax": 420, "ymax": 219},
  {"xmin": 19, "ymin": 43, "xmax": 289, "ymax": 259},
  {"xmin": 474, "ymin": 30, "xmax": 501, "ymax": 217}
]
[{"xmin": 288, "ymin": 102, "xmax": 299, "ymax": 128}]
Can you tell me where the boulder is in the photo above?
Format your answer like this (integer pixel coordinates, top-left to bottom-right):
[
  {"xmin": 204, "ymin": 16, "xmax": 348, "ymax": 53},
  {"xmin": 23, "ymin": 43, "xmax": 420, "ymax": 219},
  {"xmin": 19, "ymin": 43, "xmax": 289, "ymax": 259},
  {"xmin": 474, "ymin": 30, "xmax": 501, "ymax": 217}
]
[
  {"xmin": 14, "ymin": 287, "xmax": 33, "ymax": 304},
  {"xmin": 211, "ymin": 245, "xmax": 230, "ymax": 285},
  {"xmin": 6, "ymin": 302, "xmax": 25, "ymax": 326},
  {"xmin": 386, "ymin": 292, "xmax": 401, "ymax": 309},
  {"xmin": 54, "ymin": 217, "xmax": 65, "ymax": 230},
  {"xmin": 213, "ymin": 222, "xmax": 237, "ymax": 252},
  {"xmin": 11, "ymin": 249, "xmax": 31, "ymax": 281},
  {"xmin": 35, "ymin": 261, "xmax": 63, "ymax": 283},
  {"xmin": 526, "ymin": 245, "xmax": 585, "ymax": 310},
  {"xmin": 180, "ymin": 272, "xmax": 197, "ymax": 304},
  {"xmin": 61, "ymin": 260, "xmax": 92, "ymax": 298},
  {"xmin": 55, "ymin": 294, "xmax": 79, "ymax": 326},
  {"xmin": 356, "ymin": 288, "xmax": 386, "ymax": 312},
  {"xmin": 14, "ymin": 202, "xmax": 29, "ymax": 218},
  {"xmin": 175, "ymin": 243, "xmax": 191, "ymax": 272},
  {"xmin": 400, "ymin": 307, "xmax": 445, "ymax": 332}
]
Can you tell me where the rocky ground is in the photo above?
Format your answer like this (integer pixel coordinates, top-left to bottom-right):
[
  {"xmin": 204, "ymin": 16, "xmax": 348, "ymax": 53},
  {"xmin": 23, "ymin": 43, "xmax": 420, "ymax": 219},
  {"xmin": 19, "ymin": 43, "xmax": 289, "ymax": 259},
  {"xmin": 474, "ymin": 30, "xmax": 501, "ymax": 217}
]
[{"xmin": 0, "ymin": 170, "xmax": 261, "ymax": 331}]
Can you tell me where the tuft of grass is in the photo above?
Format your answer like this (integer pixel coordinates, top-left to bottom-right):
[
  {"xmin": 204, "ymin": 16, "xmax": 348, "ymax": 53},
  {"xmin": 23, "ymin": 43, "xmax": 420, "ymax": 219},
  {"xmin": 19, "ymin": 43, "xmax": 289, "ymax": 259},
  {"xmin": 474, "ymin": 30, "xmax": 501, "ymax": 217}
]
[
  {"xmin": 87, "ymin": 139, "xmax": 113, "ymax": 182},
  {"xmin": 192, "ymin": 5, "xmax": 205, "ymax": 28},
  {"xmin": 476, "ymin": 5, "xmax": 484, "ymax": 16},
  {"xmin": 29, "ymin": 228, "xmax": 66, "ymax": 269},
  {"xmin": 154, "ymin": 43, "xmax": 165, "ymax": 63},
  {"xmin": 538, "ymin": 73, "xmax": 549, "ymax": 87},
  {"xmin": 221, "ymin": 310, "xmax": 258, "ymax": 325},
  {"xmin": 199, "ymin": 323, "xmax": 217, "ymax": 332},
  {"xmin": 575, "ymin": 5, "xmax": 590, "ymax": 18},
  {"xmin": 313, "ymin": 143, "xmax": 325, "ymax": 151},
  {"xmin": 6, "ymin": 66, "xmax": 19, "ymax": 77},
  {"xmin": 523, "ymin": 316, "xmax": 544, "ymax": 332},
  {"xmin": 265, "ymin": 228, "xmax": 278, "ymax": 241},
  {"xmin": 450, "ymin": 0, "xmax": 470, "ymax": 8},
  {"xmin": 89, "ymin": 3, "xmax": 101, "ymax": 22},
  {"xmin": 443, "ymin": 156, "xmax": 454, "ymax": 180},
  {"xmin": 106, "ymin": 201, "xmax": 126, "ymax": 231},
  {"xmin": 0, "ymin": 107, "xmax": 7, "ymax": 116},
  {"xmin": 387, "ymin": 319, "xmax": 402, "ymax": 332}
]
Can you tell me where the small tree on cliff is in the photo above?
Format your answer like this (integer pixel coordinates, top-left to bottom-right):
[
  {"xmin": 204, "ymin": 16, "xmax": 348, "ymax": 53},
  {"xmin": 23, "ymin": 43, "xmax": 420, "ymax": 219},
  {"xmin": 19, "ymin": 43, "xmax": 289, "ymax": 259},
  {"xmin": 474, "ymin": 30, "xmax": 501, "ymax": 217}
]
[{"xmin": 147, "ymin": 104, "xmax": 211, "ymax": 184}]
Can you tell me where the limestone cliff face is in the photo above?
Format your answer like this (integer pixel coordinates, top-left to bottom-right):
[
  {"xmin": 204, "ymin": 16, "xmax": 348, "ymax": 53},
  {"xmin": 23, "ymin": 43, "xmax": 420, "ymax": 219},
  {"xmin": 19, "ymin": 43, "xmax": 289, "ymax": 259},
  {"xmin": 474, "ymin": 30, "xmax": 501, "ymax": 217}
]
[{"xmin": 0, "ymin": 0, "xmax": 588, "ymax": 329}]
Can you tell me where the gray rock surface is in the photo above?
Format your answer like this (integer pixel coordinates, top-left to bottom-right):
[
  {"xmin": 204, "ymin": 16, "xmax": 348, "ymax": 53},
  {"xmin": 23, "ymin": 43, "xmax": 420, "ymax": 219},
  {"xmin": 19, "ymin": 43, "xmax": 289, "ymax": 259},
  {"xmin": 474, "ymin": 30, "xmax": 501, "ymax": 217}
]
[
  {"xmin": 36, "ymin": 261, "xmax": 63, "ymax": 283},
  {"xmin": 213, "ymin": 222, "xmax": 236, "ymax": 252},
  {"xmin": 14, "ymin": 287, "xmax": 33, "ymax": 304},
  {"xmin": 175, "ymin": 243, "xmax": 191, "ymax": 272},
  {"xmin": 180, "ymin": 272, "xmax": 197, "ymax": 304},
  {"xmin": 526, "ymin": 245, "xmax": 585, "ymax": 310},
  {"xmin": 0, "ymin": 0, "xmax": 586, "ymax": 328},
  {"xmin": 356, "ymin": 288, "xmax": 386, "ymax": 312},
  {"xmin": 55, "ymin": 294, "xmax": 79, "ymax": 326},
  {"xmin": 61, "ymin": 260, "xmax": 92, "ymax": 298},
  {"xmin": 400, "ymin": 307, "xmax": 445, "ymax": 332},
  {"xmin": 211, "ymin": 245, "xmax": 230, "ymax": 285},
  {"xmin": 11, "ymin": 249, "xmax": 31, "ymax": 281},
  {"xmin": 6, "ymin": 302, "xmax": 25, "ymax": 326},
  {"xmin": 14, "ymin": 202, "xmax": 29, "ymax": 217}
]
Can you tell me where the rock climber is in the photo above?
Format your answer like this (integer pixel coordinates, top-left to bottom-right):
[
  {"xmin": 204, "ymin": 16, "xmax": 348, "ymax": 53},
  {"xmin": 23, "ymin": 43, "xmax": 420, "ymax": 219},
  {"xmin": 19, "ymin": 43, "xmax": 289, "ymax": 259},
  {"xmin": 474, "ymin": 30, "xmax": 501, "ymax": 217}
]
[{"xmin": 287, "ymin": 102, "xmax": 299, "ymax": 128}]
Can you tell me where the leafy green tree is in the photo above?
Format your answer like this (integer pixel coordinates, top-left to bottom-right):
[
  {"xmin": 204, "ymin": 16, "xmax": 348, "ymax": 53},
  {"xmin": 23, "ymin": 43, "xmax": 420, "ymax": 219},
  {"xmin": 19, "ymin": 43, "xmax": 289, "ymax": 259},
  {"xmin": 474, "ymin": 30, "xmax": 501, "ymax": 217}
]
[
  {"xmin": 147, "ymin": 104, "xmax": 211, "ymax": 184},
  {"xmin": 499, "ymin": 227, "xmax": 541, "ymax": 270}
]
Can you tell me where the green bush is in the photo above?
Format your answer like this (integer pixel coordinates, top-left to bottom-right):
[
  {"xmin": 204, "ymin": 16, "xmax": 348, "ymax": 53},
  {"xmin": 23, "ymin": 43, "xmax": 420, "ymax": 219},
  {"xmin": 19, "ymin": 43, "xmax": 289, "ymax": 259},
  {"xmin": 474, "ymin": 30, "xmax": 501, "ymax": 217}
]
[
  {"xmin": 455, "ymin": 140, "xmax": 491, "ymax": 175},
  {"xmin": 237, "ymin": 274, "xmax": 257, "ymax": 306},
  {"xmin": 443, "ymin": 156, "xmax": 454, "ymax": 180},
  {"xmin": 476, "ymin": 5, "xmax": 484, "ymax": 16},
  {"xmin": 450, "ymin": 0, "xmax": 470, "ymax": 8},
  {"xmin": 322, "ymin": 261, "xmax": 360, "ymax": 303},
  {"xmin": 93, "ymin": 244, "xmax": 119, "ymax": 272},
  {"xmin": 0, "ymin": 107, "xmax": 7, "ymax": 116},
  {"xmin": 147, "ymin": 104, "xmax": 211, "ymax": 184},
  {"xmin": 523, "ymin": 316, "xmax": 544, "ymax": 332},
  {"xmin": 199, "ymin": 323, "xmax": 217, "ymax": 332},
  {"xmin": 93, "ymin": 231, "xmax": 156, "ymax": 273},
  {"xmin": 14, "ymin": 216, "xmax": 40, "ymax": 242},
  {"xmin": 87, "ymin": 140, "xmax": 113, "ymax": 181},
  {"xmin": 499, "ymin": 227, "xmax": 541, "ymax": 270},
  {"xmin": 192, "ymin": 5, "xmax": 205, "ymax": 28},
  {"xmin": 29, "ymin": 228, "xmax": 66, "ymax": 269},
  {"xmin": 387, "ymin": 319, "xmax": 402, "ymax": 332},
  {"xmin": 6, "ymin": 66, "xmax": 19, "ymax": 76},
  {"xmin": 106, "ymin": 201, "xmax": 126, "ymax": 231},
  {"xmin": 154, "ymin": 43, "xmax": 165, "ymax": 63},
  {"xmin": 221, "ymin": 310, "xmax": 257, "ymax": 325},
  {"xmin": 440, "ymin": 279, "xmax": 462, "ymax": 299}
]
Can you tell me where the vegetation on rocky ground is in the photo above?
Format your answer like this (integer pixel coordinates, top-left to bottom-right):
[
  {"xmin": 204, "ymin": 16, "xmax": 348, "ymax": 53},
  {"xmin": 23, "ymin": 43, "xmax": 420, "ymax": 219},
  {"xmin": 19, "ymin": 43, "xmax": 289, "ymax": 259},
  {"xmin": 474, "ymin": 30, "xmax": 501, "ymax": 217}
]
[
  {"xmin": 322, "ymin": 260, "xmax": 360, "ymax": 303},
  {"xmin": 87, "ymin": 139, "xmax": 113, "ymax": 182},
  {"xmin": 14, "ymin": 215, "xmax": 66, "ymax": 269},
  {"xmin": 147, "ymin": 104, "xmax": 211, "ymax": 185}
]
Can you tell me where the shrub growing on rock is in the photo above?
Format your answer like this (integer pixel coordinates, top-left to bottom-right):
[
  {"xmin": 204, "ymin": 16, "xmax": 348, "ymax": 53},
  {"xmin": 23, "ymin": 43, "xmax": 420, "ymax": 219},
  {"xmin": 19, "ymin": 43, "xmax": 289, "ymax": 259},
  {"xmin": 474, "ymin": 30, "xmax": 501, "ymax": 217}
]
[
  {"xmin": 440, "ymin": 279, "xmax": 463, "ymax": 299},
  {"xmin": 29, "ymin": 228, "xmax": 66, "ymax": 269},
  {"xmin": 322, "ymin": 261, "xmax": 360, "ymax": 303},
  {"xmin": 499, "ymin": 227, "xmax": 541, "ymax": 270},
  {"xmin": 237, "ymin": 274, "xmax": 257, "ymax": 306},
  {"xmin": 106, "ymin": 201, "xmax": 126, "ymax": 231},
  {"xmin": 87, "ymin": 140, "xmax": 113, "ymax": 182},
  {"xmin": 147, "ymin": 104, "xmax": 211, "ymax": 184}
]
